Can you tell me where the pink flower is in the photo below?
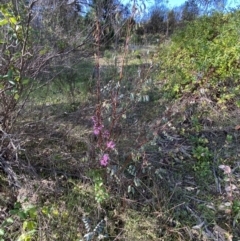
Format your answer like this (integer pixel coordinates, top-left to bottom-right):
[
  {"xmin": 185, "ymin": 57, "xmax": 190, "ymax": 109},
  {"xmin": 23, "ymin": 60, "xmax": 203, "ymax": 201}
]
[
  {"xmin": 103, "ymin": 130, "xmax": 110, "ymax": 139},
  {"xmin": 91, "ymin": 116, "xmax": 104, "ymax": 136},
  {"xmin": 93, "ymin": 126, "xmax": 100, "ymax": 135},
  {"xmin": 106, "ymin": 140, "xmax": 115, "ymax": 149},
  {"xmin": 93, "ymin": 124, "xmax": 104, "ymax": 135},
  {"xmin": 100, "ymin": 154, "xmax": 109, "ymax": 167}
]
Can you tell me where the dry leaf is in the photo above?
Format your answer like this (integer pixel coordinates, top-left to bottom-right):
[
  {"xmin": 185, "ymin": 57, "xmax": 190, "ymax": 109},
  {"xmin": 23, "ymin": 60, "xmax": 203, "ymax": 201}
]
[
  {"xmin": 219, "ymin": 165, "xmax": 231, "ymax": 174},
  {"xmin": 235, "ymin": 125, "xmax": 240, "ymax": 130}
]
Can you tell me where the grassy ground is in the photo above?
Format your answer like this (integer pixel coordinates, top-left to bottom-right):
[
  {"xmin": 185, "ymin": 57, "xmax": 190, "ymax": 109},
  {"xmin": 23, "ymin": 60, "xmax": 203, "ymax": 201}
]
[{"xmin": 0, "ymin": 47, "xmax": 240, "ymax": 241}]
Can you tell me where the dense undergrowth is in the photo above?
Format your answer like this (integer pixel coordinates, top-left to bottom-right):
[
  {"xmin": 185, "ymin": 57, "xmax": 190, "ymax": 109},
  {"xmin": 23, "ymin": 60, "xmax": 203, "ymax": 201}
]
[
  {"xmin": 1, "ymin": 5, "xmax": 240, "ymax": 241},
  {"xmin": 159, "ymin": 10, "xmax": 240, "ymax": 108}
]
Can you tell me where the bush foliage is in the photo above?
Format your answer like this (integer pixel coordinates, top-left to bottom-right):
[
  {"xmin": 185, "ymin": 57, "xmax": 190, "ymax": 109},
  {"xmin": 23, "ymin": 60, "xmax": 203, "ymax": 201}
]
[{"xmin": 159, "ymin": 10, "xmax": 240, "ymax": 107}]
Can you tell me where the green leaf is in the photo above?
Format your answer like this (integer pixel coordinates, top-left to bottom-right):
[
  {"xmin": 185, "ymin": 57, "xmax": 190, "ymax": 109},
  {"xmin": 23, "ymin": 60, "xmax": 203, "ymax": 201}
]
[
  {"xmin": 23, "ymin": 220, "xmax": 36, "ymax": 231},
  {"xmin": 18, "ymin": 211, "xmax": 27, "ymax": 220},
  {"xmin": 14, "ymin": 93, "xmax": 19, "ymax": 100},
  {"xmin": 0, "ymin": 19, "xmax": 8, "ymax": 26},
  {"xmin": 22, "ymin": 78, "xmax": 29, "ymax": 85},
  {"xmin": 0, "ymin": 4, "xmax": 10, "ymax": 16},
  {"xmin": 27, "ymin": 207, "xmax": 37, "ymax": 219},
  {"xmin": 14, "ymin": 202, "xmax": 22, "ymax": 209},
  {"xmin": 7, "ymin": 69, "xmax": 13, "ymax": 80},
  {"xmin": 236, "ymin": 100, "xmax": 240, "ymax": 108},
  {"xmin": 0, "ymin": 229, "xmax": 4, "ymax": 236},
  {"xmin": 8, "ymin": 80, "xmax": 15, "ymax": 85},
  {"xmin": 17, "ymin": 233, "xmax": 32, "ymax": 241},
  {"xmin": 41, "ymin": 206, "xmax": 50, "ymax": 216},
  {"xmin": 9, "ymin": 17, "xmax": 17, "ymax": 25},
  {"xmin": 5, "ymin": 218, "xmax": 14, "ymax": 224}
]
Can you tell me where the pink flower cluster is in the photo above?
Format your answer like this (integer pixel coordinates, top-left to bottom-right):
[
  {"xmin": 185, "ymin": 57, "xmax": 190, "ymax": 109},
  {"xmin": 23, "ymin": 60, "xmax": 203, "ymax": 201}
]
[
  {"xmin": 106, "ymin": 140, "xmax": 115, "ymax": 149},
  {"xmin": 91, "ymin": 115, "xmax": 116, "ymax": 167},
  {"xmin": 100, "ymin": 154, "xmax": 109, "ymax": 167},
  {"xmin": 103, "ymin": 130, "xmax": 110, "ymax": 139},
  {"xmin": 91, "ymin": 116, "xmax": 103, "ymax": 135}
]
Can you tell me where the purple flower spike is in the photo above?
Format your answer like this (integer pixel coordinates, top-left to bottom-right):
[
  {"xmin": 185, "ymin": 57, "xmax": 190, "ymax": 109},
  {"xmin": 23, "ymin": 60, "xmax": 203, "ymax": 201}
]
[
  {"xmin": 100, "ymin": 154, "xmax": 109, "ymax": 167},
  {"xmin": 106, "ymin": 140, "xmax": 115, "ymax": 149}
]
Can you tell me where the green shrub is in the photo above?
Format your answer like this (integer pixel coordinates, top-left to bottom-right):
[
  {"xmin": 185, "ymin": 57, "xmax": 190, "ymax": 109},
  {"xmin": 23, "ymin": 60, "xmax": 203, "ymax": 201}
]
[{"xmin": 158, "ymin": 11, "xmax": 240, "ymax": 106}]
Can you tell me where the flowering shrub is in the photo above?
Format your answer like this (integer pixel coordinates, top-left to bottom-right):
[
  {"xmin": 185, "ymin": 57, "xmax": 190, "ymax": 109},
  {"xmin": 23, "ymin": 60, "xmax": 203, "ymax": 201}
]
[{"xmin": 91, "ymin": 115, "xmax": 116, "ymax": 167}]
